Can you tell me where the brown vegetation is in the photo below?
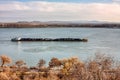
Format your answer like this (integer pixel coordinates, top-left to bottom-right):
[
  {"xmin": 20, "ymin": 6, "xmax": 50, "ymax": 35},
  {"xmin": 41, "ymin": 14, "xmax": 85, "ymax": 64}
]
[
  {"xmin": 0, "ymin": 54, "xmax": 120, "ymax": 80},
  {"xmin": 0, "ymin": 55, "xmax": 11, "ymax": 67}
]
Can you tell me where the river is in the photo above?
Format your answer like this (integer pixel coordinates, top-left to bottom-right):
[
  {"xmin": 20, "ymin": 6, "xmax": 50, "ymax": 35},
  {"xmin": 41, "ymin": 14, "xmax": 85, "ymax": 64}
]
[{"xmin": 0, "ymin": 28, "xmax": 120, "ymax": 66}]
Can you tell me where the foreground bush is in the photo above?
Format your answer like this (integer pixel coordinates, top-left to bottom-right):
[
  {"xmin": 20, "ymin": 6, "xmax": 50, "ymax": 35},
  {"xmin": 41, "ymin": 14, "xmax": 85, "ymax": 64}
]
[{"xmin": 0, "ymin": 54, "xmax": 120, "ymax": 80}]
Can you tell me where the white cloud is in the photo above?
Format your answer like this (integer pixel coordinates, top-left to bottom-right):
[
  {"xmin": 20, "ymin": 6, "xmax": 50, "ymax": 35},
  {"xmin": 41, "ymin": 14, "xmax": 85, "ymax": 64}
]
[
  {"xmin": 0, "ymin": 2, "xmax": 30, "ymax": 11},
  {"xmin": 0, "ymin": 1, "xmax": 120, "ymax": 22}
]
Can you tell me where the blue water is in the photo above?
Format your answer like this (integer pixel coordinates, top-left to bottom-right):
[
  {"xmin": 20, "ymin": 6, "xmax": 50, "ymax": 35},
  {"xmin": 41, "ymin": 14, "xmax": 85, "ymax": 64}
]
[{"xmin": 0, "ymin": 28, "xmax": 120, "ymax": 66}]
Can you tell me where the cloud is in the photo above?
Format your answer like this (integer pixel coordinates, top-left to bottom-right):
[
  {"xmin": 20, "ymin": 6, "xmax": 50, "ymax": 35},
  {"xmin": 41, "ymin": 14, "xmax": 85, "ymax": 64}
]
[
  {"xmin": 112, "ymin": 0, "xmax": 120, "ymax": 2},
  {"xmin": 0, "ymin": 1, "xmax": 120, "ymax": 22}
]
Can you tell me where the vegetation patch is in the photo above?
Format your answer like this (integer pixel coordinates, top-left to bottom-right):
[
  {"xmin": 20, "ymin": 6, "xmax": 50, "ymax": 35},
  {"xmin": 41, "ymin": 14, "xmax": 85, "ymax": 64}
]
[{"xmin": 0, "ymin": 54, "xmax": 120, "ymax": 80}]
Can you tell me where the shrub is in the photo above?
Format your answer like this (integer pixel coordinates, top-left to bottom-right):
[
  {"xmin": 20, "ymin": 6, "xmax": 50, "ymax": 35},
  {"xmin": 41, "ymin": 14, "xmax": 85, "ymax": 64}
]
[
  {"xmin": 37, "ymin": 59, "xmax": 46, "ymax": 68},
  {"xmin": 0, "ymin": 55, "xmax": 11, "ymax": 67},
  {"xmin": 0, "ymin": 54, "xmax": 120, "ymax": 80}
]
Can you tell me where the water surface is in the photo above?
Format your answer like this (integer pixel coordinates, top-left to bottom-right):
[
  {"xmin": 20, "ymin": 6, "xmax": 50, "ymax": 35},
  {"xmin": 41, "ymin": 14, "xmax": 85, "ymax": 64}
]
[{"xmin": 0, "ymin": 28, "xmax": 120, "ymax": 66}]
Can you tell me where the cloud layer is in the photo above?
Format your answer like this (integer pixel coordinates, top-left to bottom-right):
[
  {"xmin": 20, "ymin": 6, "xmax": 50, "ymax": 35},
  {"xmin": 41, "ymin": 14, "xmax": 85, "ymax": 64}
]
[{"xmin": 0, "ymin": 1, "xmax": 120, "ymax": 22}]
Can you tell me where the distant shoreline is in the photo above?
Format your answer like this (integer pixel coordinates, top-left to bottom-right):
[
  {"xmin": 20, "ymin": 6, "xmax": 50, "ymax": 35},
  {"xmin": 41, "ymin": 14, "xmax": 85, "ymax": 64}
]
[{"xmin": 0, "ymin": 22, "xmax": 120, "ymax": 28}]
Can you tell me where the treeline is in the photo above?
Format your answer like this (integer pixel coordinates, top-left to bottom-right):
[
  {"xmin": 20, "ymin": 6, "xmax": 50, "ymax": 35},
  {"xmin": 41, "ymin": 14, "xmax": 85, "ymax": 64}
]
[
  {"xmin": 0, "ymin": 54, "xmax": 120, "ymax": 80},
  {"xmin": 0, "ymin": 22, "xmax": 120, "ymax": 28}
]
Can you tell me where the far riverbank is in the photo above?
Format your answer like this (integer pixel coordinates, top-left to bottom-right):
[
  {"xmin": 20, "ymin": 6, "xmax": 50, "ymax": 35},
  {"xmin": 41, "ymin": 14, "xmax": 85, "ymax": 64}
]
[{"xmin": 0, "ymin": 22, "xmax": 120, "ymax": 28}]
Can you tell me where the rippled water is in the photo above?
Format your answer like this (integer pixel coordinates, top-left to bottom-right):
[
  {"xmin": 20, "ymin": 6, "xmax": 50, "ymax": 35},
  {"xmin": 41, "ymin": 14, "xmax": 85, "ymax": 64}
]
[{"xmin": 0, "ymin": 28, "xmax": 120, "ymax": 66}]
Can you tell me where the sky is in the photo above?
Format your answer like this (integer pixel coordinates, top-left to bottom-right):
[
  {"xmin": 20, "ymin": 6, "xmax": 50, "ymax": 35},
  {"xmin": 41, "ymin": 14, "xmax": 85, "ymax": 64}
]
[{"xmin": 0, "ymin": 0, "xmax": 120, "ymax": 22}]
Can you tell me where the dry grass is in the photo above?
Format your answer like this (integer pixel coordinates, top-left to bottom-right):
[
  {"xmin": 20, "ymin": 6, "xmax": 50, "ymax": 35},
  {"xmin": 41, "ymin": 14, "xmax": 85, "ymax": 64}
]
[{"xmin": 0, "ymin": 54, "xmax": 120, "ymax": 80}]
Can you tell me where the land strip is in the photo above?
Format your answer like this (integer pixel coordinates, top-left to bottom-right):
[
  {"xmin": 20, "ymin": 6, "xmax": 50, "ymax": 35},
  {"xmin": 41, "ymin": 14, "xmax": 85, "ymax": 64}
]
[{"xmin": 0, "ymin": 22, "xmax": 120, "ymax": 28}]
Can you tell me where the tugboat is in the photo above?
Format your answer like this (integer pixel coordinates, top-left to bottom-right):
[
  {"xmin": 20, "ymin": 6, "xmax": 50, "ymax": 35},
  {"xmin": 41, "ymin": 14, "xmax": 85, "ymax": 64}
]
[
  {"xmin": 11, "ymin": 37, "xmax": 88, "ymax": 42},
  {"xmin": 11, "ymin": 37, "xmax": 22, "ymax": 41}
]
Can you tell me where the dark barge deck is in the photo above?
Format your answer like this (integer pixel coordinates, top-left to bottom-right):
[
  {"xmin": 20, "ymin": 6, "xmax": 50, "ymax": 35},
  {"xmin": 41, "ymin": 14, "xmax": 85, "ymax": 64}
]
[{"xmin": 11, "ymin": 37, "xmax": 88, "ymax": 42}]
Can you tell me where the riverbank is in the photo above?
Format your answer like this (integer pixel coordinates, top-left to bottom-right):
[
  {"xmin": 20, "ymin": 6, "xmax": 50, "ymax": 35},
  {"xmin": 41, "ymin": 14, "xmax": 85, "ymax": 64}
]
[
  {"xmin": 0, "ymin": 54, "xmax": 120, "ymax": 80},
  {"xmin": 0, "ymin": 22, "xmax": 120, "ymax": 28}
]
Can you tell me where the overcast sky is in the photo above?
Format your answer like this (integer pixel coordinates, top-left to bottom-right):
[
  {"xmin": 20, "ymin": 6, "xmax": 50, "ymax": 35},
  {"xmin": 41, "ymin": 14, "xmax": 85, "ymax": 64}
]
[{"xmin": 0, "ymin": 0, "xmax": 120, "ymax": 22}]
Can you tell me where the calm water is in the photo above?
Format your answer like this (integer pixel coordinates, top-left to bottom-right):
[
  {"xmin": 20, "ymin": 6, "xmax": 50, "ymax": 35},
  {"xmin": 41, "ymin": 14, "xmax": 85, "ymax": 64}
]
[{"xmin": 0, "ymin": 28, "xmax": 120, "ymax": 66}]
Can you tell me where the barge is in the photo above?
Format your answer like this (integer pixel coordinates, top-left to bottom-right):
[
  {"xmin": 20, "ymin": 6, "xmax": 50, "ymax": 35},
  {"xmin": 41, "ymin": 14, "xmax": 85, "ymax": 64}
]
[{"xmin": 11, "ymin": 37, "xmax": 88, "ymax": 42}]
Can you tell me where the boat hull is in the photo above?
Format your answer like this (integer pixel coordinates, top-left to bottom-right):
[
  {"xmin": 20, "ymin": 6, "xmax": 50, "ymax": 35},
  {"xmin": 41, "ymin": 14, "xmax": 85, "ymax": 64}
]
[{"xmin": 11, "ymin": 38, "xmax": 88, "ymax": 42}]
